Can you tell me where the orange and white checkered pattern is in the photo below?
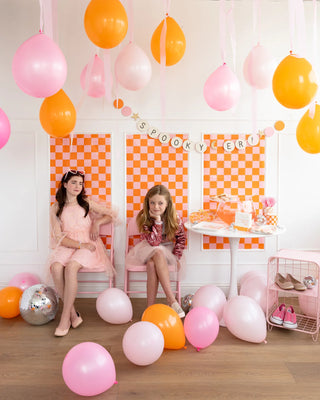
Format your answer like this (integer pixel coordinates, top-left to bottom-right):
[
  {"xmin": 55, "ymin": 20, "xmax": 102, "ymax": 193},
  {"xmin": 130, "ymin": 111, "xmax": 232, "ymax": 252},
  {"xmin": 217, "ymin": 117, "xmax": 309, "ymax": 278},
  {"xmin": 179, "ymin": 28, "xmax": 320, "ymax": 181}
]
[
  {"xmin": 266, "ymin": 214, "xmax": 278, "ymax": 226},
  {"xmin": 50, "ymin": 134, "xmax": 112, "ymax": 247},
  {"xmin": 126, "ymin": 134, "xmax": 189, "ymax": 221},
  {"xmin": 203, "ymin": 134, "xmax": 265, "ymax": 250}
]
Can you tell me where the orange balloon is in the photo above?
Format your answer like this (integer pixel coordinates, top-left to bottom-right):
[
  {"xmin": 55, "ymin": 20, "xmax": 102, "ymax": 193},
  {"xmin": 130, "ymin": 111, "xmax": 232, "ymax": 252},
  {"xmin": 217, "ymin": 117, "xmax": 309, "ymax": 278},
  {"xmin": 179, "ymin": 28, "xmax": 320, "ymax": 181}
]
[
  {"xmin": 142, "ymin": 304, "xmax": 185, "ymax": 349},
  {"xmin": 39, "ymin": 89, "xmax": 76, "ymax": 138},
  {"xmin": 296, "ymin": 104, "xmax": 320, "ymax": 154},
  {"xmin": 272, "ymin": 54, "xmax": 318, "ymax": 109},
  {"xmin": 84, "ymin": 0, "xmax": 128, "ymax": 49},
  {"xmin": 151, "ymin": 16, "xmax": 186, "ymax": 66},
  {"xmin": 0, "ymin": 286, "xmax": 23, "ymax": 318}
]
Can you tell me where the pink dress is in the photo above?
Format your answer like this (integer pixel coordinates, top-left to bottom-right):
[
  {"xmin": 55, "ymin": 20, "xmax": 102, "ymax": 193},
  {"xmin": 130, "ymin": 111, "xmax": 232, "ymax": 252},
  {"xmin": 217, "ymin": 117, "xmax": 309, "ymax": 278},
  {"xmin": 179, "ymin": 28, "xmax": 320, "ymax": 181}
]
[{"xmin": 49, "ymin": 199, "xmax": 116, "ymax": 278}]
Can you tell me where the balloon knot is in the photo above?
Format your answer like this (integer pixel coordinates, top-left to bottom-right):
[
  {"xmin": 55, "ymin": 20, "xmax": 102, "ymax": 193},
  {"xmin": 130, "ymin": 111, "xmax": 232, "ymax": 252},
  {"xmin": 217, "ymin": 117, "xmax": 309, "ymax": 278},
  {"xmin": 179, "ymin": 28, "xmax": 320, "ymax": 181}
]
[
  {"xmin": 39, "ymin": 29, "xmax": 42, "ymax": 33},
  {"xmin": 183, "ymin": 346, "xmax": 187, "ymax": 350},
  {"xmin": 289, "ymin": 50, "xmax": 292, "ymax": 55},
  {"xmin": 165, "ymin": 13, "xmax": 169, "ymax": 17},
  {"xmin": 115, "ymin": 381, "xmax": 118, "ymax": 385},
  {"xmin": 264, "ymin": 340, "xmax": 267, "ymax": 344},
  {"xmin": 196, "ymin": 347, "xmax": 200, "ymax": 352}
]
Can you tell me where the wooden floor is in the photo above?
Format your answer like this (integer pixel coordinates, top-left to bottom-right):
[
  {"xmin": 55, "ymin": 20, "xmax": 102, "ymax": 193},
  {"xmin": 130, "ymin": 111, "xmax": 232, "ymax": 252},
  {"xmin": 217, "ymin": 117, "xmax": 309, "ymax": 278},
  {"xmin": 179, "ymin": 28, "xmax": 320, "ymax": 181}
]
[{"xmin": 1, "ymin": 298, "xmax": 320, "ymax": 400}]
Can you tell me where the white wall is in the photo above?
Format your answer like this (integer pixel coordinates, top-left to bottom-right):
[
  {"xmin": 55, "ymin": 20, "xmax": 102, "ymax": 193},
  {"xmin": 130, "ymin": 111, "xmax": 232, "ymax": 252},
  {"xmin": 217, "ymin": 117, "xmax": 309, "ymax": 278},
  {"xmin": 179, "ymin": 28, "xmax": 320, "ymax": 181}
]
[{"xmin": 1, "ymin": 0, "xmax": 320, "ymax": 296}]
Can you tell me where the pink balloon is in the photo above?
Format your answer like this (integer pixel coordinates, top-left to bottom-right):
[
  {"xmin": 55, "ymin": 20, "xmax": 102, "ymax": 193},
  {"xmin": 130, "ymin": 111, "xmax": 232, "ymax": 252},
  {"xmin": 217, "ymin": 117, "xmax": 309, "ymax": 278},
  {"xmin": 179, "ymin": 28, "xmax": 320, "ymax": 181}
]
[
  {"xmin": 122, "ymin": 321, "xmax": 164, "ymax": 366},
  {"xmin": 192, "ymin": 284, "xmax": 226, "ymax": 321},
  {"xmin": 96, "ymin": 287, "xmax": 133, "ymax": 324},
  {"xmin": 239, "ymin": 270, "xmax": 267, "ymax": 287},
  {"xmin": 184, "ymin": 307, "xmax": 219, "ymax": 350},
  {"xmin": 115, "ymin": 42, "xmax": 152, "ymax": 91},
  {"xmin": 62, "ymin": 342, "xmax": 116, "ymax": 396},
  {"xmin": 298, "ymin": 294, "xmax": 319, "ymax": 318},
  {"xmin": 9, "ymin": 272, "xmax": 41, "ymax": 291},
  {"xmin": 0, "ymin": 108, "xmax": 11, "ymax": 149},
  {"xmin": 203, "ymin": 63, "xmax": 241, "ymax": 111},
  {"xmin": 240, "ymin": 275, "xmax": 267, "ymax": 313},
  {"xmin": 223, "ymin": 296, "xmax": 266, "ymax": 343},
  {"xmin": 12, "ymin": 32, "xmax": 67, "ymax": 98},
  {"xmin": 80, "ymin": 54, "xmax": 106, "ymax": 98},
  {"xmin": 243, "ymin": 44, "xmax": 276, "ymax": 89}
]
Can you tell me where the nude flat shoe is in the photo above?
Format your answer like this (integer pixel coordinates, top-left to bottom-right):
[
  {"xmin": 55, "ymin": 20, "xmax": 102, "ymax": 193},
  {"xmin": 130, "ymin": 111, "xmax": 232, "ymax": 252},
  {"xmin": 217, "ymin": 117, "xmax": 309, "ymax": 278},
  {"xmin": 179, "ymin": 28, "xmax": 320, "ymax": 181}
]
[
  {"xmin": 54, "ymin": 323, "xmax": 71, "ymax": 337},
  {"xmin": 71, "ymin": 312, "xmax": 83, "ymax": 329},
  {"xmin": 286, "ymin": 273, "xmax": 306, "ymax": 291},
  {"xmin": 274, "ymin": 272, "xmax": 294, "ymax": 290}
]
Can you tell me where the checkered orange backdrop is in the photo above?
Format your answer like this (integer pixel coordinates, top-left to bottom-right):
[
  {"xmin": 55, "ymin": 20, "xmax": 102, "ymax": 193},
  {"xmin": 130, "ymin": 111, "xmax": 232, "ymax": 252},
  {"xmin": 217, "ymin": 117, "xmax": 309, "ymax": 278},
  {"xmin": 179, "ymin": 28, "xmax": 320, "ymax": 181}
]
[
  {"xmin": 50, "ymin": 134, "xmax": 112, "ymax": 247},
  {"xmin": 203, "ymin": 134, "xmax": 265, "ymax": 250},
  {"xmin": 126, "ymin": 133, "xmax": 189, "ymax": 221}
]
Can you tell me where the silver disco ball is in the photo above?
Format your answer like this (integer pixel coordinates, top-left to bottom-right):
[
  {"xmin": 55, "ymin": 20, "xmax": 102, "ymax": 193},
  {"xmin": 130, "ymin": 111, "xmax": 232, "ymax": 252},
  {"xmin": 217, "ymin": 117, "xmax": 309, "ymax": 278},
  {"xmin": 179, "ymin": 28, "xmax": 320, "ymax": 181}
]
[
  {"xmin": 19, "ymin": 284, "xmax": 59, "ymax": 325},
  {"xmin": 181, "ymin": 294, "xmax": 193, "ymax": 314}
]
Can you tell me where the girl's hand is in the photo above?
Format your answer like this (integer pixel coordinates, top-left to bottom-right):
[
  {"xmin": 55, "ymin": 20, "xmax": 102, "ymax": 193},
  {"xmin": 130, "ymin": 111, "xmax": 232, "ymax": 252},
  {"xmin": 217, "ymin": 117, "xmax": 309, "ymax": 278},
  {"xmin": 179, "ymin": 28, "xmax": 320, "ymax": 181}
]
[
  {"xmin": 149, "ymin": 210, "xmax": 161, "ymax": 222},
  {"xmin": 82, "ymin": 242, "xmax": 96, "ymax": 252},
  {"xmin": 90, "ymin": 221, "xmax": 100, "ymax": 241}
]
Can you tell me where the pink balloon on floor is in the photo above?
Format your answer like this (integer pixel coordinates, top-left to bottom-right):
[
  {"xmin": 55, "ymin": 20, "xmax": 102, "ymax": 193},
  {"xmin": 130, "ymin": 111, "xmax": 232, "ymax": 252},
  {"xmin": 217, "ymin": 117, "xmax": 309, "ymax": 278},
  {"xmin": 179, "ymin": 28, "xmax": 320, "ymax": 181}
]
[
  {"xmin": 184, "ymin": 307, "xmax": 219, "ymax": 350},
  {"xmin": 62, "ymin": 342, "xmax": 116, "ymax": 396},
  {"xmin": 239, "ymin": 275, "xmax": 267, "ymax": 313},
  {"xmin": 0, "ymin": 108, "xmax": 11, "ymax": 149},
  {"xmin": 9, "ymin": 272, "xmax": 41, "ymax": 291},
  {"xmin": 12, "ymin": 32, "xmax": 67, "ymax": 98},
  {"xmin": 96, "ymin": 287, "xmax": 133, "ymax": 324},
  {"xmin": 115, "ymin": 42, "xmax": 152, "ymax": 91},
  {"xmin": 122, "ymin": 321, "xmax": 164, "ymax": 366},
  {"xmin": 80, "ymin": 54, "xmax": 105, "ymax": 98},
  {"xmin": 243, "ymin": 44, "xmax": 276, "ymax": 89},
  {"xmin": 192, "ymin": 284, "xmax": 226, "ymax": 321},
  {"xmin": 203, "ymin": 63, "xmax": 241, "ymax": 111},
  {"xmin": 223, "ymin": 295, "xmax": 266, "ymax": 343}
]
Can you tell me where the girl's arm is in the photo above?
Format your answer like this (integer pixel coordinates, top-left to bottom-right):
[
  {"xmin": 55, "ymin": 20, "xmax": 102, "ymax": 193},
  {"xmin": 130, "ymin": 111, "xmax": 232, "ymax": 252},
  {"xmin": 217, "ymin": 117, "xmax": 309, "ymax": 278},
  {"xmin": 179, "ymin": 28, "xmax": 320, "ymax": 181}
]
[
  {"xmin": 88, "ymin": 199, "xmax": 118, "ymax": 241},
  {"xmin": 172, "ymin": 218, "xmax": 186, "ymax": 259},
  {"xmin": 141, "ymin": 221, "xmax": 163, "ymax": 246}
]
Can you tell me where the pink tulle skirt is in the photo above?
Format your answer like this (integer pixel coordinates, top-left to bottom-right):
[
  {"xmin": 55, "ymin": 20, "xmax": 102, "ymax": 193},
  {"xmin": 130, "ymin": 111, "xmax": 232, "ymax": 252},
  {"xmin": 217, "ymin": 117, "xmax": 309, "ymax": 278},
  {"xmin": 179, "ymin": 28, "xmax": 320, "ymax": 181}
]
[{"xmin": 126, "ymin": 240, "xmax": 185, "ymax": 274}]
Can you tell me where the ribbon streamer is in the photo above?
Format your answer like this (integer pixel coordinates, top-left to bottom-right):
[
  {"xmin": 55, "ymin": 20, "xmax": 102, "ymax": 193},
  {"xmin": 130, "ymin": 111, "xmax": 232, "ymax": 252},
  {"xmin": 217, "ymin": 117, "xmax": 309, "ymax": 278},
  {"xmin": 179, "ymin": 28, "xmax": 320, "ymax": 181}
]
[
  {"xmin": 288, "ymin": 0, "xmax": 306, "ymax": 56},
  {"xmin": 219, "ymin": 0, "xmax": 236, "ymax": 70}
]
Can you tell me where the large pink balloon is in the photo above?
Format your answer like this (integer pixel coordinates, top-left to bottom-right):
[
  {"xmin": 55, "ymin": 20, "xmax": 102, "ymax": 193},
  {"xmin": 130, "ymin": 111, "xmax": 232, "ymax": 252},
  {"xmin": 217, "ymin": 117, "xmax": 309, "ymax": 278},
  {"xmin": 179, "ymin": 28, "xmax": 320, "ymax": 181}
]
[
  {"xmin": 96, "ymin": 287, "xmax": 133, "ymax": 324},
  {"xmin": 122, "ymin": 321, "xmax": 164, "ymax": 366},
  {"xmin": 203, "ymin": 63, "xmax": 241, "ymax": 111},
  {"xmin": 0, "ymin": 108, "xmax": 10, "ymax": 149},
  {"xmin": 184, "ymin": 307, "xmax": 219, "ymax": 350},
  {"xmin": 62, "ymin": 342, "xmax": 116, "ymax": 396},
  {"xmin": 12, "ymin": 32, "xmax": 67, "ymax": 98},
  {"xmin": 239, "ymin": 275, "xmax": 267, "ymax": 313},
  {"xmin": 223, "ymin": 295, "xmax": 267, "ymax": 343},
  {"xmin": 239, "ymin": 270, "xmax": 267, "ymax": 287},
  {"xmin": 192, "ymin": 284, "xmax": 226, "ymax": 321},
  {"xmin": 9, "ymin": 272, "xmax": 41, "ymax": 291},
  {"xmin": 243, "ymin": 44, "xmax": 276, "ymax": 89},
  {"xmin": 115, "ymin": 42, "xmax": 152, "ymax": 91},
  {"xmin": 80, "ymin": 54, "xmax": 106, "ymax": 98}
]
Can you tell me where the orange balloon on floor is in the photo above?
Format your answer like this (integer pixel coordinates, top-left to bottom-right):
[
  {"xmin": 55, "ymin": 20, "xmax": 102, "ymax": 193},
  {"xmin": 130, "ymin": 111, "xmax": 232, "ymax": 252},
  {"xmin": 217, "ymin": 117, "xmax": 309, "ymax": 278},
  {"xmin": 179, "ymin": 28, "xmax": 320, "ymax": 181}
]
[
  {"xmin": 0, "ymin": 286, "xmax": 23, "ymax": 318},
  {"xmin": 84, "ymin": 0, "xmax": 128, "ymax": 49},
  {"xmin": 151, "ymin": 16, "xmax": 186, "ymax": 66},
  {"xmin": 142, "ymin": 304, "xmax": 185, "ymax": 349},
  {"xmin": 39, "ymin": 89, "xmax": 76, "ymax": 138},
  {"xmin": 296, "ymin": 105, "xmax": 320, "ymax": 154},
  {"xmin": 272, "ymin": 54, "xmax": 318, "ymax": 109}
]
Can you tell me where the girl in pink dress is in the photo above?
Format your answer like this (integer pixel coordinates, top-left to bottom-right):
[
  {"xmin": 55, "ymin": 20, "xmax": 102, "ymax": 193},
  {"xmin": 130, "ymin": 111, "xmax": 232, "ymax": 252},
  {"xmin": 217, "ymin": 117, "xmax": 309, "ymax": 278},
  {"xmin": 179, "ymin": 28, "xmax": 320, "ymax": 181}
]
[
  {"xmin": 126, "ymin": 185, "xmax": 186, "ymax": 318},
  {"xmin": 49, "ymin": 170, "xmax": 117, "ymax": 336}
]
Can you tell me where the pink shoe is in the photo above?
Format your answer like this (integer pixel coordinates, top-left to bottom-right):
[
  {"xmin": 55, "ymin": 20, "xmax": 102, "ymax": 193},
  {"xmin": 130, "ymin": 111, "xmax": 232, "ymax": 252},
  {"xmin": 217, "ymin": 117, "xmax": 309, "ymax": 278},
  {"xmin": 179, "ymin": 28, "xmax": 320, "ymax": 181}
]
[
  {"xmin": 270, "ymin": 303, "xmax": 286, "ymax": 325},
  {"xmin": 283, "ymin": 306, "xmax": 298, "ymax": 329}
]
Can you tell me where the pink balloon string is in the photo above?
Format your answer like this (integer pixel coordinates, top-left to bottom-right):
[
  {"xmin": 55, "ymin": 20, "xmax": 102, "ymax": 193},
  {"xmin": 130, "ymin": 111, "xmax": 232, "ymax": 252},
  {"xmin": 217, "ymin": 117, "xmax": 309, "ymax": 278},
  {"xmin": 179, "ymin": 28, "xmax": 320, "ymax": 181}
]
[
  {"xmin": 252, "ymin": 0, "xmax": 261, "ymax": 44},
  {"xmin": 103, "ymin": 49, "xmax": 113, "ymax": 103},
  {"xmin": 219, "ymin": 0, "xmax": 236, "ymax": 69},
  {"xmin": 127, "ymin": 0, "xmax": 134, "ymax": 43},
  {"xmin": 160, "ymin": 0, "xmax": 171, "ymax": 128}
]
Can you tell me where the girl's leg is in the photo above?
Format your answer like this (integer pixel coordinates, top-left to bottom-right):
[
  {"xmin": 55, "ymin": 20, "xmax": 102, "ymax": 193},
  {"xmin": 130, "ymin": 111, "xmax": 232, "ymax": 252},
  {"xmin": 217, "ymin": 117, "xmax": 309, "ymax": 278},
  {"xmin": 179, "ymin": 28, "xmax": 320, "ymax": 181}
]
[
  {"xmin": 151, "ymin": 250, "xmax": 176, "ymax": 305},
  {"xmin": 146, "ymin": 259, "xmax": 159, "ymax": 306},
  {"xmin": 56, "ymin": 260, "xmax": 82, "ymax": 331},
  {"xmin": 51, "ymin": 262, "xmax": 78, "ymax": 323}
]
